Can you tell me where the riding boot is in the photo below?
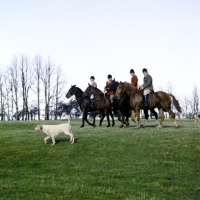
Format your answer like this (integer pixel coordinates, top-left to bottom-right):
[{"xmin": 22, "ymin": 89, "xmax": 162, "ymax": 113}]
[
  {"xmin": 144, "ymin": 94, "xmax": 149, "ymax": 108},
  {"xmin": 91, "ymin": 98, "xmax": 94, "ymax": 109},
  {"xmin": 111, "ymin": 102, "xmax": 114, "ymax": 111},
  {"xmin": 143, "ymin": 94, "xmax": 149, "ymax": 127}
]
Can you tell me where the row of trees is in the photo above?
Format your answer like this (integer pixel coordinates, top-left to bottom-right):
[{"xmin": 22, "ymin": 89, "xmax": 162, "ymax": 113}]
[
  {"xmin": 0, "ymin": 54, "xmax": 81, "ymax": 121},
  {"xmin": 0, "ymin": 55, "xmax": 199, "ymax": 121}
]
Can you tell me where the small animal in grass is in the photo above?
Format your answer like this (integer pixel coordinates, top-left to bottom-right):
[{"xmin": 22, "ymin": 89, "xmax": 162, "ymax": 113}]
[
  {"xmin": 34, "ymin": 113, "xmax": 74, "ymax": 145},
  {"xmin": 193, "ymin": 114, "xmax": 200, "ymax": 123}
]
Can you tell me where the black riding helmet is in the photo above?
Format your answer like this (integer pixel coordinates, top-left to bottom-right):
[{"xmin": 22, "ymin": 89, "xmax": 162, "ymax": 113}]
[{"xmin": 90, "ymin": 76, "xmax": 95, "ymax": 80}]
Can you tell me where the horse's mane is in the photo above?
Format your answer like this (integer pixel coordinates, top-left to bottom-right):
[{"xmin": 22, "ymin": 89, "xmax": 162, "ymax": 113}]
[
  {"xmin": 75, "ymin": 87, "xmax": 83, "ymax": 93},
  {"xmin": 122, "ymin": 82, "xmax": 139, "ymax": 91},
  {"xmin": 89, "ymin": 85, "xmax": 103, "ymax": 93}
]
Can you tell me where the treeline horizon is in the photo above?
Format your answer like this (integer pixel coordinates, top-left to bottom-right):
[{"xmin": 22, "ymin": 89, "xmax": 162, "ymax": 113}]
[
  {"xmin": 0, "ymin": 54, "xmax": 199, "ymax": 121},
  {"xmin": 0, "ymin": 54, "xmax": 75, "ymax": 121}
]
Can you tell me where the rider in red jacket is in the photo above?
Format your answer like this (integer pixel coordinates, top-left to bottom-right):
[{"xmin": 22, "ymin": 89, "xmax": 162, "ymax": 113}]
[{"xmin": 130, "ymin": 69, "xmax": 138, "ymax": 86}]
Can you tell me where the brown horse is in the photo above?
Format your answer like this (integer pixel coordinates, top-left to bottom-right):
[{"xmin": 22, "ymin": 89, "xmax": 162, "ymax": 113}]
[
  {"xmin": 84, "ymin": 84, "xmax": 115, "ymax": 127},
  {"xmin": 115, "ymin": 82, "xmax": 181, "ymax": 129}
]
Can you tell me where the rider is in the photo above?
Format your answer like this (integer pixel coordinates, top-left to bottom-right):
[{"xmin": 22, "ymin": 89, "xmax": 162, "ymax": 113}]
[
  {"xmin": 90, "ymin": 76, "xmax": 97, "ymax": 108},
  {"xmin": 140, "ymin": 68, "xmax": 153, "ymax": 124},
  {"xmin": 106, "ymin": 74, "xmax": 114, "ymax": 110},
  {"xmin": 130, "ymin": 69, "xmax": 138, "ymax": 86}
]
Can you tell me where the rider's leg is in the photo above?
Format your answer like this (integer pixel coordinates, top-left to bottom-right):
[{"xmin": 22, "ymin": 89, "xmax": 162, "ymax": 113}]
[
  {"xmin": 143, "ymin": 89, "xmax": 150, "ymax": 126},
  {"xmin": 110, "ymin": 95, "xmax": 114, "ymax": 110}
]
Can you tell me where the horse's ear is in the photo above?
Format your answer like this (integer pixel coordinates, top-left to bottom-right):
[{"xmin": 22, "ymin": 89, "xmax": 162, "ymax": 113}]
[
  {"xmin": 113, "ymin": 78, "xmax": 115, "ymax": 82},
  {"xmin": 120, "ymin": 81, "xmax": 122, "ymax": 83},
  {"xmin": 75, "ymin": 84, "xmax": 76, "ymax": 87},
  {"xmin": 88, "ymin": 83, "xmax": 90, "ymax": 86}
]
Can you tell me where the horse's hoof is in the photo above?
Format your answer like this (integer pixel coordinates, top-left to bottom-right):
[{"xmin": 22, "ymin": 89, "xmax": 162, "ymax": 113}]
[
  {"xmin": 107, "ymin": 125, "xmax": 110, "ymax": 127},
  {"xmin": 80, "ymin": 125, "xmax": 84, "ymax": 128},
  {"xmin": 123, "ymin": 124, "xmax": 127, "ymax": 128},
  {"xmin": 119, "ymin": 125, "xmax": 123, "ymax": 128}
]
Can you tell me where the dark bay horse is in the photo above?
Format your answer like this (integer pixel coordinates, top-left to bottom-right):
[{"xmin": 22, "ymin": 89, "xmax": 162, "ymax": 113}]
[
  {"xmin": 84, "ymin": 84, "xmax": 115, "ymax": 127},
  {"xmin": 104, "ymin": 79, "xmax": 131, "ymax": 128},
  {"xmin": 116, "ymin": 82, "xmax": 181, "ymax": 128},
  {"xmin": 104, "ymin": 79, "xmax": 159, "ymax": 127},
  {"xmin": 66, "ymin": 85, "xmax": 100, "ymax": 128}
]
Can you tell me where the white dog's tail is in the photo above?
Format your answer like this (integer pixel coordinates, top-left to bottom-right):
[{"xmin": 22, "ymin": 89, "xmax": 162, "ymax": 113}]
[{"xmin": 62, "ymin": 112, "xmax": 70, "ymax": 124}]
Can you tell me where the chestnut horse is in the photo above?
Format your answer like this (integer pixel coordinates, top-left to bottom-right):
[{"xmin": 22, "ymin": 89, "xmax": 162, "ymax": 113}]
[
  {"xmin": 104, "ymin": 79, "xmax": 159, "ymax": 127},
  {"xmin": 115, "ymin": 82, "xmax": 181, "ymax": 128},
  {"xmin": 84, "ymin": 84, "xmax": 115, "ymax": 127}
]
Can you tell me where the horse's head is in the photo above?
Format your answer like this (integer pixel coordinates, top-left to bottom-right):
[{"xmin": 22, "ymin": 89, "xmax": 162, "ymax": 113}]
[
  {"xmin": 115, "ymin": 82, "xmax": 126, "ymax": 96},
  {"xmin": 66, "ymin": 85, "xmax": 77, "ymax": 98},
  {"xmin": 83, "ymin": 84, "xmax": 93, "ymax": 97},
  {"xmin": 84, "ymin": 83, "xmax": 103, "ymax": 98},
  {"xmin": 104, "ymin": 78, "xmax": 119, "ymax": 93}
]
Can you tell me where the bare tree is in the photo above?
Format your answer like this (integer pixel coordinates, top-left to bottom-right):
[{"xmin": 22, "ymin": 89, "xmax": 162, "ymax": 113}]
[
  {"xmin": 0, "ymin": 54, "xmax": 68, "ymax": 121},
  {"xmin": 3, "ymin": 72, "xmax": 13, "ymax": 121},
  {"xmin": 9, "ymin": 56, "xmax": 20, "ymax": 120},
  {"xmin": 41, "ymin": 58, "xmax": 55, "ymax": 120},
  {"xmin": 19, "ymin": 55, "xmax": 33, "ymax": 120},
  {"xmin": 34, "ymin": 55, "xmax": 43, "ymax": 120},
  {"xmin": 192, "ymin": 85, "xmax": 199, "ymax": 113},
  {"xmin": 0, "ymin": 71, "xmax": 5, "ymax": 120},
  {"xmin": 51, "ymin": 66, "xmax": 67, "ymax": 120}
]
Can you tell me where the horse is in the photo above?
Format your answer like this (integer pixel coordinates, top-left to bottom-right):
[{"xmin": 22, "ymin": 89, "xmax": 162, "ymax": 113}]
[
  {"xmin": 66, "ymin": 85, "xmax": 102, "ymax": 128},
  {"xmin": 104, "ymin": 79, "xmax": 159, "ymax": 127},
  {"xmin": 104, "ymin": 79, "xmax": 131, "ymax": 128},
  {"xmin": 83, "ymin": 84, "xmax": 115, "ymax": 127},
  {"xmin": 115, "ymin": 82, "xmax": 181, "ymax": 129}
]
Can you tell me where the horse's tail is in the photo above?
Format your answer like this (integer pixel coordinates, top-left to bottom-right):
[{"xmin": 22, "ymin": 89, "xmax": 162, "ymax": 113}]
[{"xmin": 168, "ymin": 93, "xmax": 182, "ymax": 113}]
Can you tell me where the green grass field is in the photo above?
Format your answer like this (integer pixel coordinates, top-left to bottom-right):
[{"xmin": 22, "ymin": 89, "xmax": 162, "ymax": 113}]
[{"xmin": 0, "ymin": 118, "xmax": 199, "ymax": 200}]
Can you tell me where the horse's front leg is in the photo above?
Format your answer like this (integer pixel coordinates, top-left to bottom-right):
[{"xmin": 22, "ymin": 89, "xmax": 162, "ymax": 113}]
[
  {"xmin": 91, "ymin": 111, "xmax": 99, "ymax": 128},
  {"xmin": 99, "ymin": 112, "xmax": 105, "ymax": 127},
  {"xmin": 110, "ymin": 111, "xmax": 115, "ymax": 127},
  {"xmin": 80, "ymin": 111, "xmax": 86, "ymax": 127},
  {"xmin": 117, "ymin": 111, "xmax": 124, "ymax": 128},
  {"xmin": 106, "ymin": 110, "xmax": 111, "ymax": 127},
  {"xmin": 131, "ymin": 110, "xmax": 137, "ymax": 124},
  {"xmin": 85, "ymin": 111, "xmax": 95, "ymax": 127},
  {"xmin": 121, "ymin": 112, "xmax": 127, "ymax": 128},
  {"xmin": 124, "ymin": 111, "xmax": 130, "ymax": 127},
  {"xmin": 157, "ymin": 108, "xmax": 164, "ymax": 129},
  {"xmin": 134, "ymin": 108, "xmax": 141, "ymax": 129}
]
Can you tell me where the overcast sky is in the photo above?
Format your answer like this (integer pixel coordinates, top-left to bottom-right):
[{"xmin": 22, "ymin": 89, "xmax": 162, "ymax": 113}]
[{"xmin": 0, "ymin": 0, "xmax": 200, "ymax": 99}]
